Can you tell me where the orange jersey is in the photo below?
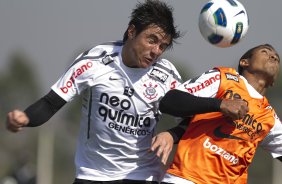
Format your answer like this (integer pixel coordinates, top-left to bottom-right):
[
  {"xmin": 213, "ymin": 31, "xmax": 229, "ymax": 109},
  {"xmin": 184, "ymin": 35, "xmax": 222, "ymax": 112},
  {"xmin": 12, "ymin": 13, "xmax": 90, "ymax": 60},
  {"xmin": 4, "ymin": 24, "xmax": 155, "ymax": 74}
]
[{"xmin": 167, "ymin": 67, "xmax": 277, "ymax": 184}]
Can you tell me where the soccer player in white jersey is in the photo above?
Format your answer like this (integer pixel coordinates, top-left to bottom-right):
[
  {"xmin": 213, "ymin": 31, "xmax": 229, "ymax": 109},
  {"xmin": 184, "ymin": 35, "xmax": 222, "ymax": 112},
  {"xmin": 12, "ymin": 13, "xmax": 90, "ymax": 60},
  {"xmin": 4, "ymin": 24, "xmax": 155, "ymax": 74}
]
[{"xmin": 6, "ymin": 1, "xmax": 248, "ymax": 183}]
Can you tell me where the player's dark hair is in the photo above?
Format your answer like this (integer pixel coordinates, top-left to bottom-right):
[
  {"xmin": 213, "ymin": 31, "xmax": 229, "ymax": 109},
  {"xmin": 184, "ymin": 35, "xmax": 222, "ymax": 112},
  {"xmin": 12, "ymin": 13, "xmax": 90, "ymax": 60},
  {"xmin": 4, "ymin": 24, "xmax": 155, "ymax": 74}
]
[
  {"xmin": 123, "ymin": 0, "xmax": 180, "ymax": 48},
  {"xmin": 238, "ymin": 44, "xmax": 278, "ymax": 75}
]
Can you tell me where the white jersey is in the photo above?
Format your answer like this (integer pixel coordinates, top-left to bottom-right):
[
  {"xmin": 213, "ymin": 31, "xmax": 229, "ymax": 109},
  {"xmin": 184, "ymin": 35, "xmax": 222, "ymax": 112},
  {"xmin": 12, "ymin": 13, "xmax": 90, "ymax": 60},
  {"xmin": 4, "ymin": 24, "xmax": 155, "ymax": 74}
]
[{"xmin": 51, "ymin": 41, "xmax": 182, "ymax": 181}]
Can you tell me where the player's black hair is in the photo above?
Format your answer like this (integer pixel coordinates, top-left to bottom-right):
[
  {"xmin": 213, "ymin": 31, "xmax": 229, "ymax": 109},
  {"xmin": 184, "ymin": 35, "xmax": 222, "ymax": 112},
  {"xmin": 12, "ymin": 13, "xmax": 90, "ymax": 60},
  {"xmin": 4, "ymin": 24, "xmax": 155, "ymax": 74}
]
[
  {"xmin": 123, "ymin": 0, "xmax": 180, "ymax": 48},
  {"xmin": 238, "ymin": 44, "xmax": 279, "ymax": 75}
]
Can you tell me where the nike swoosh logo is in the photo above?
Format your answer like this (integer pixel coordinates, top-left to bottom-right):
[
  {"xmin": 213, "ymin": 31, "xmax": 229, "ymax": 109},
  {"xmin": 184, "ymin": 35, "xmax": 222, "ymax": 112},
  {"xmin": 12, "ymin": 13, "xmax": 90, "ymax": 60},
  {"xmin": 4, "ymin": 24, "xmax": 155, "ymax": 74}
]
[
  {"xmin": 234, "ymin": 10, "xmax": 245, "ymax": 17},
  {"xmin": 213, "ymin": 126, "xmax": 244, "ymax": 140}
]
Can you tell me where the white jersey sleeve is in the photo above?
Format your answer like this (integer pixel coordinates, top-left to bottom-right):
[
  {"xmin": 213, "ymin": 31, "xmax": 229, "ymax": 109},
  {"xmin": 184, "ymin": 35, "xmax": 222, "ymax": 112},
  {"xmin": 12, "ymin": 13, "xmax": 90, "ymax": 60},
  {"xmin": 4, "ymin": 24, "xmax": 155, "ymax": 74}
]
[
  {"xmin": 177, "ymin": 69, "xmax": 220, "ymax": 98},
  {"xmin": 260, "ymin": 114, "xmax": 282, "ymax": 158},
  {"xmin": 51, "ymin": 48, "xmax": 108, "ymax": 102}
]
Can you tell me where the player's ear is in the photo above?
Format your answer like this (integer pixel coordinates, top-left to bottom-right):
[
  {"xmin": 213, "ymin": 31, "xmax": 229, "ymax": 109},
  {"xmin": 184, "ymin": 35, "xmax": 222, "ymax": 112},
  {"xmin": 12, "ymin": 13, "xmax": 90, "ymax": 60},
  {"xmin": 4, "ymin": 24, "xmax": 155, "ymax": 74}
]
[
  {"xmin": 239, "ymin": 59, "xmax": 249, "ymax": 69},
  {"xmin": 127, "ymin": 24, "xmax": 136, "ymax": 39}
]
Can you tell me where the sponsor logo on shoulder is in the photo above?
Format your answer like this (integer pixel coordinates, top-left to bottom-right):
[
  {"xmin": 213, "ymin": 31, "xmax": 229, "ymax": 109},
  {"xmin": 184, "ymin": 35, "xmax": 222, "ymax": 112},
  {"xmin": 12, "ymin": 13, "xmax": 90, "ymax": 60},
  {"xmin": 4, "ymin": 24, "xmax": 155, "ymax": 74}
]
[
  {"xmin": 225, "ymin": 73, "xmax": 239, "ymax": 82},
  {"xmin": 149, "ymin": 68, "xmax": 168, "ymax": 83},
  {"xmin": 184, "ymin": 73, "xmax": 220, "ymax": 94},
  {"xmin": 60, "ymin": 61, "xmax": 93, "ymax": 93}
]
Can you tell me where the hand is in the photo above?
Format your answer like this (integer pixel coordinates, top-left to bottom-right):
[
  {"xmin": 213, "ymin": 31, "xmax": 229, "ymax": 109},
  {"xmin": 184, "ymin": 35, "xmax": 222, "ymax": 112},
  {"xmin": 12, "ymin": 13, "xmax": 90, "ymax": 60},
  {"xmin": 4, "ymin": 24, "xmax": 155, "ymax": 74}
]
[
  {"xmin": 220, "ymin": 99, "xmax": 249, "ymax": 120},
  {"xmin": 150, "ymin": 132, "xmax": 174, "ymax": 165},
  {"xmin": 6, "ymin": 110, "xmax": 29, "ymax": 132}
]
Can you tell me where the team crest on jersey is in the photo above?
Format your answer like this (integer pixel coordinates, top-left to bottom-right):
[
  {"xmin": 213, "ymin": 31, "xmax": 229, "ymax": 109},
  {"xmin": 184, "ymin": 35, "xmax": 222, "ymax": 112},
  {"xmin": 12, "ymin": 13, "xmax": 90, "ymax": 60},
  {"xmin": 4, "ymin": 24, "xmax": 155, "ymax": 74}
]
[
  {"xmin": 225, "ymin": 73, "xmax": 239, "ymax": 82},
  {"xmin": 149, "ymin": 68, "xmax": 168, "ymax": 83},
  {"xmin": 143, "ymin": 82, "xmax": 158, "ymax": 100}
]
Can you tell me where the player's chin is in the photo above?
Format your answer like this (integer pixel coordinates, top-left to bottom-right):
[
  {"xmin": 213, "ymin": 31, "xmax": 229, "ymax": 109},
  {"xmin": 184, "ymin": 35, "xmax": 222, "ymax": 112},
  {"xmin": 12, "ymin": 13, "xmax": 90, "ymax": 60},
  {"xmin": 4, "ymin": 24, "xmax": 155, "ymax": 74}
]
[{"xmin": 140, "ymin": 60, "xmax": 154, "ymax": 68}]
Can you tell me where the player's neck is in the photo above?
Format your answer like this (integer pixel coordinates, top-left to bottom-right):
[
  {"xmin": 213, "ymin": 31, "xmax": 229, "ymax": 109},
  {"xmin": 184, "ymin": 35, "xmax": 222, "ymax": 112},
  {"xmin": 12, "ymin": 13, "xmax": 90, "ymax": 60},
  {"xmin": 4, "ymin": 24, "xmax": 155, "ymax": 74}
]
[
  {"xmin": 121, "ymin": 44, "xmax": 138, "ymax": 68},
  {"xmin": 245, "ymin": 75, "xmax": 267, "ymax": 96}
]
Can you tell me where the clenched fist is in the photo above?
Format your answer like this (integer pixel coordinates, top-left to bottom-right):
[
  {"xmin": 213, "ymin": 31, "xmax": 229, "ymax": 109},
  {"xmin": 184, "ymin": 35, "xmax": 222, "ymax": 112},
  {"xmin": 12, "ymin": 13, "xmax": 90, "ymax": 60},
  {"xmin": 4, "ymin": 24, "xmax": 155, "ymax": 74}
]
[
  {"xmin": 220, "ymin": 99, "xmax": 249, "ymax": 120},
  {"xmin": 6, "ymin": 110, "xmax": 29, "ymax": 132}
]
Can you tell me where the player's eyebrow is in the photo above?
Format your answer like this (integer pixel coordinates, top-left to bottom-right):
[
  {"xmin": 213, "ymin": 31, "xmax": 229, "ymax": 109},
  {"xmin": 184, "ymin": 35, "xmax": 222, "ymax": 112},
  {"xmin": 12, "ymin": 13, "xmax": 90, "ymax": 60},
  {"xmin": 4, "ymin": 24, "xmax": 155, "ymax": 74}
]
[{"xmin": 263, "ymin": 46, "xmax": 280, "ymax": 61}]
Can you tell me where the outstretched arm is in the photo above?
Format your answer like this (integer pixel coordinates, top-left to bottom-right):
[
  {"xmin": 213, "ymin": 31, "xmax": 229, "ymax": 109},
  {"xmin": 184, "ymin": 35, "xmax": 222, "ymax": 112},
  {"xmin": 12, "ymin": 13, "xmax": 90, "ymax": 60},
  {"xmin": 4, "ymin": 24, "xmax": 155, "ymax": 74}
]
[
  {"xmin": 160, "ymin": 89, "xmax": 248, "ymax": 120},
  {"xmin": 6, "ymin": 90, "xmax": 66, "ymax": 132}
]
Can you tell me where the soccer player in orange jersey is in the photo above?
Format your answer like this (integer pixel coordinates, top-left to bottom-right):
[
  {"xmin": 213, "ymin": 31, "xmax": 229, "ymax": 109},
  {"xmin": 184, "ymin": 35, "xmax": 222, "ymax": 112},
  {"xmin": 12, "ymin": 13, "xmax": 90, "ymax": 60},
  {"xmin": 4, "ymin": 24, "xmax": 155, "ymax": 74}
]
[{"xmin": 160, "ymin": 44, "xmax": 282, "ymax": 184}]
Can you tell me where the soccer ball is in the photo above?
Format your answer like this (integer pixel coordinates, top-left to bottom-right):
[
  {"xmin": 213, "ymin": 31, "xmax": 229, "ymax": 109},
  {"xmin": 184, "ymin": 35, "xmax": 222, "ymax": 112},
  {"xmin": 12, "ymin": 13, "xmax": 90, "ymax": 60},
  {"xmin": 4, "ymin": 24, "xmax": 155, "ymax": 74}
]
[{"xmin": 198, "ymin": 0, "xmax": 249, "ymax": 48}]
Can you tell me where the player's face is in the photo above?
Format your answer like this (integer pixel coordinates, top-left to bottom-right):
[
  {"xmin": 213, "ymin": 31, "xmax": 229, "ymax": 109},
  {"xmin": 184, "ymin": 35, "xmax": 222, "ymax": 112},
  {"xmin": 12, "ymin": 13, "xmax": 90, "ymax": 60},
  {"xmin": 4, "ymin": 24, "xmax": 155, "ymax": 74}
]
[
  {"xmin": 124, "ymin": 24, "xmax": 171, "ymax": 68},
  {"xmin": 248, "ymin": 46, "xmax": 280, "ymax": 85}
]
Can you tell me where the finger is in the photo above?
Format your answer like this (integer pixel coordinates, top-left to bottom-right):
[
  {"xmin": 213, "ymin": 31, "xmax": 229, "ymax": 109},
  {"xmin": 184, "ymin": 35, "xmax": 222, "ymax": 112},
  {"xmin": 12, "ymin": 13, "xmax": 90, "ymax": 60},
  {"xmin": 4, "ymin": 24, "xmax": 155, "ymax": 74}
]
[
  {"xmin": 150, "ymin": 136, "xmax": 158, "ymax": 152},
  {"xmin": 161, "ymin": 147, "xmax": 170, "ymax": 165},
  {"xmin": 156, "ymin": 142, "xmax": 164, "ymax": 157},
  {"xmin": 225, "ymin": 112, "xmax": 236, "ymax": 121},
  {"xmin": 12, "ymin": 110, "xmax": 28, "ymax": 126},
  {"xmin": 243, "ymin": 105, "xmax": 249, "ymax": 114},
  {"xmin": 237, "ymin": 107, "xmax": 248, "ymax": 119},
  {"xmin": 6, "ymin": 112, "xmax": 20, "ymax": 128},
  {"xmin": 151, "ymin": 136, "xmax": 156, "ymax": 145},
  {"xmin": 6, "ymin": 111, "xmax": 27, "ymax": 132},
  {"xmin": 13, "ymin": 110, "xmax": 27, "ymax": 123},
  {"xmin": 7, "ymin": 123, "xmax": 22, "ymax": 133},
  {"xmin": 7, "ymin": 112, "xmax": 14, "ymax": 122}
]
